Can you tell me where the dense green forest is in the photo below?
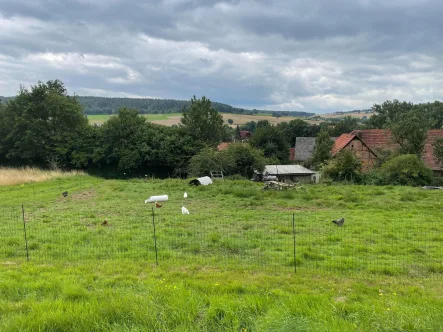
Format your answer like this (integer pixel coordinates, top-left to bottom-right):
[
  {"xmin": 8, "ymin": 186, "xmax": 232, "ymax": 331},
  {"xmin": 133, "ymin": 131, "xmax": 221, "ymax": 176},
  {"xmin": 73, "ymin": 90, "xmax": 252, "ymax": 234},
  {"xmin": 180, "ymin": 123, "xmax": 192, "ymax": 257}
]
[{"xmin": 1, "ymin": 95, "xmax": 315, "ymax": 117}]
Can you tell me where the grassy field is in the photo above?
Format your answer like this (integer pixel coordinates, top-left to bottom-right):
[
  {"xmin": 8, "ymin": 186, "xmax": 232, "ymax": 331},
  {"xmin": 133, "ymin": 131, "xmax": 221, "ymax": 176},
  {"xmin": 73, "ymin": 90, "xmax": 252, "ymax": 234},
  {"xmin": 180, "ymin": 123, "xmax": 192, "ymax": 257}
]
[
  {"xmin": 87, "ymin": 113, "xmax": 182, "ymax": 125},
  {"xmin": 87, "ymin": 113, "xmax": 304, "ymax": 126},
  {"xmin": 318, "ymin": 111, "xmax": 374, "ymax": 119},
  {"xmin": 1, "ymin": 174, "xmax": 443, "ymax": 330}
]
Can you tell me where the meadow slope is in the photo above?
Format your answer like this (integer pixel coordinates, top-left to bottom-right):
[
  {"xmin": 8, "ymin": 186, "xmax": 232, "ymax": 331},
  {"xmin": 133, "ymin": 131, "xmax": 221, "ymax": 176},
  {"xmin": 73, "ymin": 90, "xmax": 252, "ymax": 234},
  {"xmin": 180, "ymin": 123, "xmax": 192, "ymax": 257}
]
[{"xmin": 1, "ymin": 175, "xmax": 443, "ymax": 331}]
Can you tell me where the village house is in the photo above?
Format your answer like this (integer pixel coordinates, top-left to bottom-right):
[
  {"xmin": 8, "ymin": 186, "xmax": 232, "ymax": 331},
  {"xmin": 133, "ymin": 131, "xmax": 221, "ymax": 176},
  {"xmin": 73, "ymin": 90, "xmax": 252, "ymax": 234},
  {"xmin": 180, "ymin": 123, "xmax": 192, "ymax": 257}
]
[{"xmin": 331, "ymin": 129, "xmax": 443, "ymax": 174}]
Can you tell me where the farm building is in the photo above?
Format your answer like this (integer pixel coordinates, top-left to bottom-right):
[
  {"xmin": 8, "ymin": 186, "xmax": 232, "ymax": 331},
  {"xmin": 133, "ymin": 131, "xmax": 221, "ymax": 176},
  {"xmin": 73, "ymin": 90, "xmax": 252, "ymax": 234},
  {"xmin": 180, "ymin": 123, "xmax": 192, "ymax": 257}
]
[
  {"xmin": 331, "ymin": 129, "xmax": 443, "ymax": 174},
  {"xmin": 254, "ymin": 165, "xmax": 316, "ymax": 184},
  {"xmin": 331, "ymin": 133, "xmax": 377, "ymax": 171},
  {"xmin": 293, "ymin": 137, "xmax": 317, "ymax": 162},
  {"xmin": 291, "ymin": 137, "xmax": 337, "ymax": 162}
]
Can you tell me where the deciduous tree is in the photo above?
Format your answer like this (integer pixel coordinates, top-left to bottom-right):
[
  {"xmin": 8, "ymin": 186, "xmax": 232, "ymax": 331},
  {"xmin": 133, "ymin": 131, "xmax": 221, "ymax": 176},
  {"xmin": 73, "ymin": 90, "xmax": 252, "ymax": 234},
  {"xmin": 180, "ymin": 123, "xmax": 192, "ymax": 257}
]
[
  {"xmin": 390, "ymin": 109, "xmax": 430, "ymax": 156},
  {"xmin": 181, "ymin": 96, "xmax": 226, "ymax": 146},
  {"xmin": 0, "ymin": 80, "xmax": 88, "ymax": 168},
  {"xmin": 311, "ymin": 130, "xmax": 334, "ymax": 168},
  {"xmin": 249, "ymin": 125, "xmax": 289, "ymax": 162}
]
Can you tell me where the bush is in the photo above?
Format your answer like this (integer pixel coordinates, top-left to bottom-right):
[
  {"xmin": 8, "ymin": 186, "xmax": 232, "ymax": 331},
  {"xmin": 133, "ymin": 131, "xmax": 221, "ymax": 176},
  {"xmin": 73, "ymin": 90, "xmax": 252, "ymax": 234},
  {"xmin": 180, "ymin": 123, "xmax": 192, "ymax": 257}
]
[
  {"xmin": 188, "ymin": 148, "xmax": 227, "ymax": 177},
  {"xmin": 188, "ymin": 144, "xmax": 266, "ymax": 178},
  {"xmin": 379, "ymin": 154, "xmax": 433, "ymax": 186},
  {"xmin": 360, "ymin": 170, "xmax": 384, "ymax": 185}
]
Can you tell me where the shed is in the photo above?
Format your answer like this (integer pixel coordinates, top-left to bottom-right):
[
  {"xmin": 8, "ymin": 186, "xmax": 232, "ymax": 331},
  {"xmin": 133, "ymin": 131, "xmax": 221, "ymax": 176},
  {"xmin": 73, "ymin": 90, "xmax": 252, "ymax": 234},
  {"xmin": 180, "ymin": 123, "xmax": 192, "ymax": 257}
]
[
  {"xmin": 189, "ymin": 176, "xmax": 213, "ymax": 186},
  {"xmin": 255, "ymin": 165, "xmax": 316, "ymax": 184}
]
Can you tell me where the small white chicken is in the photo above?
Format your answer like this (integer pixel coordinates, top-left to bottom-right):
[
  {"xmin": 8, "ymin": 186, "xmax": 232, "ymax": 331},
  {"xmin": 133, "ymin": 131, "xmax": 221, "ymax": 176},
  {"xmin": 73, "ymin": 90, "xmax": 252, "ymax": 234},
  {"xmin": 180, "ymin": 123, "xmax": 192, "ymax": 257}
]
[
  {"xmin": 181, "ymin": 206, "xmax": 190, "ymax": 215},
  {"xmin": 183, "ymin": 192, "xmax": 188, "ymax": 198}
]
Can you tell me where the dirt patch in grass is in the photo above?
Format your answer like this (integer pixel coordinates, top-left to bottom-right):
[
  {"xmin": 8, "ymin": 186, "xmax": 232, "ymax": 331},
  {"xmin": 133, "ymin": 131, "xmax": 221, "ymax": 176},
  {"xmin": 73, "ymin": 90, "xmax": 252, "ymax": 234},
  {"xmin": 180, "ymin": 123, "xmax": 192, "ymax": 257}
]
[
  {"xmin": 72, "ymin": 189, "xmax": 96, "ymax": 201},
  {"xmin": 56, "ymin": 189, "xmax": 96, "ymax": 202}
]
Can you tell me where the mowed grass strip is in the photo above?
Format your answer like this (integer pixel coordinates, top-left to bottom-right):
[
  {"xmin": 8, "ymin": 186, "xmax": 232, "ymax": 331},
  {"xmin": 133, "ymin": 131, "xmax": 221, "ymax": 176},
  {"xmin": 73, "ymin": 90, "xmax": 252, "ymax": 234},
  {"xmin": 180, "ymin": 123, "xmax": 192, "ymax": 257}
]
[{"xmin": 1, "ymin": 173, "xmax": 443, "ymax": 330}]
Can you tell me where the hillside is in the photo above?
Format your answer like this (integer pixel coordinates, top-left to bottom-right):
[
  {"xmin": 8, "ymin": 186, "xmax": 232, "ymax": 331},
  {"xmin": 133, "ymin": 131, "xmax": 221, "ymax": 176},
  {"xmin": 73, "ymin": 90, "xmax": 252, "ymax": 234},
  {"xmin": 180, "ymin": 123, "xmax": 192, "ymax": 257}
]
[
  {"xmin": 319, "ymin": 109, "xmax": 374, "ymax": 120},
  {"xmin": 1, "ymin": 95, "xmax": 315, "ymax": 117}
]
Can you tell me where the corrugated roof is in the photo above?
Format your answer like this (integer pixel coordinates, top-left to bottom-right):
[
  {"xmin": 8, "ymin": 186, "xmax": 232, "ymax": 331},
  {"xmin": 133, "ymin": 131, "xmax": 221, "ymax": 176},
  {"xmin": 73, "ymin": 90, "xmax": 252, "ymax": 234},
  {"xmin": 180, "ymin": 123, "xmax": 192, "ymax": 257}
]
[
  {"xmin": 264, "ymin": 165, "xmax": 315, "ymax": 175},
  {"xmin": 331, "ymin": 134, "xmax": 356, "ymax": 156}
]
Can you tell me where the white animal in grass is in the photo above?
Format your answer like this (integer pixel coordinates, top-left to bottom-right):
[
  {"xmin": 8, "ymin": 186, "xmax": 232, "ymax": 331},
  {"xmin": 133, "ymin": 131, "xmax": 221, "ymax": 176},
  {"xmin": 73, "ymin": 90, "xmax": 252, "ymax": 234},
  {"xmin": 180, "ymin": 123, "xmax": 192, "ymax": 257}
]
[
  {"xmin": 181, "ymin": 206, "xmax": 190, "ymax": 215},
  {"xmin": 183, "ymin": 192, "xmax": 188, "ymax": 198}
]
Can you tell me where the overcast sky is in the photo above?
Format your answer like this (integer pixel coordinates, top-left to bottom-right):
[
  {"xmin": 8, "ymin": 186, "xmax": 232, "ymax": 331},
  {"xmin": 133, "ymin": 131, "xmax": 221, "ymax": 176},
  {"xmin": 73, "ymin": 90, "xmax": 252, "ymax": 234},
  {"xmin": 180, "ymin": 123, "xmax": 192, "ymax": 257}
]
[{"xmin": 1, "ymin": 0, "xmax": 442, "ymax": 113}]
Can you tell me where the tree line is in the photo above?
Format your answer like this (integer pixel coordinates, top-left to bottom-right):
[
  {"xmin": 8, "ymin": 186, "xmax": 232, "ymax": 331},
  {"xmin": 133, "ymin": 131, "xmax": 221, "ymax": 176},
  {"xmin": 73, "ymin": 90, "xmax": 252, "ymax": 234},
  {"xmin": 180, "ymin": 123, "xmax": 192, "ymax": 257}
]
[
  {"xmin": 1, "ymin": 95, "xmax": 313, "ymax": 117},
  {"xmin": 1, "ymin": 80, "xmax": 442, "ymax": 182}
]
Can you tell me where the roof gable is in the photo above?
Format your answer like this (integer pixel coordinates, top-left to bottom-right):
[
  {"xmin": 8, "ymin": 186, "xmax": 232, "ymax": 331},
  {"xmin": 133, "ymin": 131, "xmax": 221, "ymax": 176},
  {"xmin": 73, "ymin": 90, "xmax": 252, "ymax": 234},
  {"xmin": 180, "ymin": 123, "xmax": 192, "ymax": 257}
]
[{"xmin": 331, "ymin": 134, "xmax": 356, "ymax": 156}]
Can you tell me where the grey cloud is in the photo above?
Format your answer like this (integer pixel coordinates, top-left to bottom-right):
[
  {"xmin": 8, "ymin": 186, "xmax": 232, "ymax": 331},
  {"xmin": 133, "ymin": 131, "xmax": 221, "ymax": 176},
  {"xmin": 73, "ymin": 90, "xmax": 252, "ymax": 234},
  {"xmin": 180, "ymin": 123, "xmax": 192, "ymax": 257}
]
[{"xmin": 1, "ymin": 0, "xmax": 443, "ymax": 112}]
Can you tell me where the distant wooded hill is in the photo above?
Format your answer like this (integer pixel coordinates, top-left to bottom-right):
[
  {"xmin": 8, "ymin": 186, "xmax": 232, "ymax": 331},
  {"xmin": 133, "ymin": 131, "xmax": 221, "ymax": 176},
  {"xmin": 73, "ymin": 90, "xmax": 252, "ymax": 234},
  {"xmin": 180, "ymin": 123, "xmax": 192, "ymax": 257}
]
[{"xmin": 1, "ymin": 95, "xmax": 315, "ymax": 117}]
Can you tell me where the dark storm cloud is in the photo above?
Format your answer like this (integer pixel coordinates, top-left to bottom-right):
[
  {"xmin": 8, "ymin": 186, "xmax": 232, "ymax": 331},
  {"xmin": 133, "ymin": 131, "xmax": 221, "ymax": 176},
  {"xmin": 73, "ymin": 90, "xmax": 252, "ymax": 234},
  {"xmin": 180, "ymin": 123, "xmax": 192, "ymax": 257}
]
[{"xmin": 1, "ymin": 0, "xmax": 443, "ymax": 112}]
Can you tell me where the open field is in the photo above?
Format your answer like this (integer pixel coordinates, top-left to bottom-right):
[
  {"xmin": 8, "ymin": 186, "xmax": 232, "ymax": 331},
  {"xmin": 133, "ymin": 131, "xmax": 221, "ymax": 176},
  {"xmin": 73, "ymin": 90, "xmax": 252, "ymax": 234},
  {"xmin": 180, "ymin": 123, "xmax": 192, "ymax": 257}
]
[
  {"xmin": 87, "ymin": 113, "xmax": 305, "ymax": 126},
  {"xmin": 87, "ymin": 113, "xmax": 182, "ymax": 125},
  {"xmin": 1, "ymin": 174, "xmax": 443, "ymax": 330},
  {"xmin": 318, "ymin": 111, "xmax": 374, "ymax": 119}
]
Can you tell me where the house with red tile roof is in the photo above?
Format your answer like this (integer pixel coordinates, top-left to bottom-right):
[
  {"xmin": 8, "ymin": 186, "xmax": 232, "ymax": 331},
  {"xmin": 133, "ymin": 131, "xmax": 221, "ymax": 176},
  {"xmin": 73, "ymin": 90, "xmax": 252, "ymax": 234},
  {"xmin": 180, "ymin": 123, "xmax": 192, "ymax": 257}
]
[
  {"xmin": 331, "ymin": 129, "xmax": 443, "ymax": 173},
  {"xmin": 331, "ymin": 132, "xmax": 378, "ymax": 171}
]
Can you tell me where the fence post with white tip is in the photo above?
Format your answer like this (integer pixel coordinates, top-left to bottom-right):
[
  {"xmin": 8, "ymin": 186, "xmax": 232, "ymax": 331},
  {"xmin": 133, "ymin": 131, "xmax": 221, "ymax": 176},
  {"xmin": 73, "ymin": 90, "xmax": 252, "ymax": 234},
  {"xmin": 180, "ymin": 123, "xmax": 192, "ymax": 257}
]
[{"xmin": 151, "ymin": 207, "xmax": 159, "ymax": 266}]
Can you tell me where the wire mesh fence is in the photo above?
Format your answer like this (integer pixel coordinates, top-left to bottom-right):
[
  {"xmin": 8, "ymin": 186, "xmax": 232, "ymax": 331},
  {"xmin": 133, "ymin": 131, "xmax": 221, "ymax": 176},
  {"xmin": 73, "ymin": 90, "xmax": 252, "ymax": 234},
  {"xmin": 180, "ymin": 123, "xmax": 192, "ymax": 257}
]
[
  {"xmin": 294, "ymin": 213, "xmax": 443, "ymax": 278},
  {"xmin": 1, "ymin": 205, "xmax": 442, "ymax": 277},
  {"xmin": 152, "ymin": 209, "xmax": 294, "ymax": 270},
  {"xmin": 0, "ymin": 206, "xmax": 24, "ymax": 260}
]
